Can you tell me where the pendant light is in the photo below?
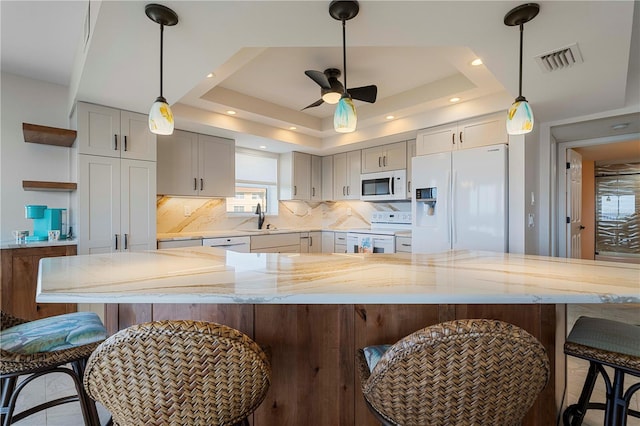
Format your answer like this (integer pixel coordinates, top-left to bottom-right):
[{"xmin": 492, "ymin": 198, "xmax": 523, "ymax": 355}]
[
  {"xmin": 330, "ymin": 1, "xmax": 360, "ymax": 133},
  {"xmin": 504, "ymin": 3, "xmax": 539, "ymax": 135},
  {"xmin": 146, "ymin": 4, "xmax": 178, "ymax": 135}
]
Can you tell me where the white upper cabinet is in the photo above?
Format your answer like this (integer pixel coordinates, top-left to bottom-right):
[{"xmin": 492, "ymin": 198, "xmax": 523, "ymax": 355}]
[
  {"xmin": 311, "ymin": 155, "xmax": 323, "ymax": 201},
  {"xmin": 280, "ymin": 152, "xmax": 323, "ymax": 201},
  {"xmin": 198, "ymin": 134, "xmax": 235, "ymax": 198},
  {"xmin": 361, "ymin": 141, "xmax": 407, "ymax": 173},
  {"xmin": 416, "ymin": 112, "xmax": 508, "ymax": 156},
  {"xmin": 157, "ymin": 129, "xmax": 235, "ymax": 197},
  {"xmin": 321, "ymin": 156, "xmax": 333, "ymax": 201},
  {"xmin": 333, "ymin": 150, "xmax": 361, "ymax": 200},
  {"xmin": 280, "ymin": 151, "xmax": 311, "ymax": 201},
  {"xmin": 76, "ymin": 102, "xmax": 156, "ymax": 161}
]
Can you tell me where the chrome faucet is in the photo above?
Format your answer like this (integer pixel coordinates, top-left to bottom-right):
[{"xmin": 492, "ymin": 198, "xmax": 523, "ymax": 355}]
[{"xmin": 255, "ymin": 203, "xmax": 265, "ymax": 229}]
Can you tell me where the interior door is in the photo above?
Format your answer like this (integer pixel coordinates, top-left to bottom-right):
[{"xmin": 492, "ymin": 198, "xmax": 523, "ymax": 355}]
[{"xmin": 566, "ymin": 148, "xmax": 583, "ymax": 258}]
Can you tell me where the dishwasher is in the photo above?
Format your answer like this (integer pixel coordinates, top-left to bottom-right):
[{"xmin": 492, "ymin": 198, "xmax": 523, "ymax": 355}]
[{"xmin": 202, "ymin": 236, "xmax": 251, "ymax": 253}]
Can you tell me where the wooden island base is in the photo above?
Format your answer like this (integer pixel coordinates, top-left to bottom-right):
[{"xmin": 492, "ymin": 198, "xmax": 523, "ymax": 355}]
[{"xmin": 106, "ymin": 303, "xmax": 556, "ymax": 426}]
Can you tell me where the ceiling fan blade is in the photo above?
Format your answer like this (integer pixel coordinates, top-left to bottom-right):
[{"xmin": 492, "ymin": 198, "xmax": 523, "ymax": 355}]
[
  {"xmin": 305, "ymin": 70, "xmax": 331, "ymax": 89},
  {"xmin": 349, "ymin": 85, "xmax": 378, "ymax": 103},
  {"xmin": 301, "ymin": 99, "xmax": 325, "ymax": 111}
]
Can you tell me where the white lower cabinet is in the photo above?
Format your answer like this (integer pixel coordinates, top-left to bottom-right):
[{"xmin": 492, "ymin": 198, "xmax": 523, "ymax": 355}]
[
  {"xmin": 334, "ymin": 232, "xmax": 347, "ymax": 253},
  {"xmin": 78, "ymin": 155, "xmax": 156, "ymax": 254},
  {"xmin": 321, "ymin": 231, "xmax": 334, "ymax": 253},
  {"xmin": 395, "ymin": 236, "xmax": 413, "ymax": 253}
]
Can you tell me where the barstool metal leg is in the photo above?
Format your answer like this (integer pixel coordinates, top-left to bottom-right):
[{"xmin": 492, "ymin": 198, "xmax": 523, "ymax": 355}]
[{"xmin": 563, "ymin": 361, "xmax": 601, "ymax": 426}]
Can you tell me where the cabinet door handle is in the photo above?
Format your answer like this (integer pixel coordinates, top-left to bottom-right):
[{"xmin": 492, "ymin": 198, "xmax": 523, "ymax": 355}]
[
  {"xmin": 294, "ymin": 185, "xmax": 297, "ymax": 196},
  {"xmin": 312, "ymin": 187, "xmax": 315, "ymax": 197},
  {"xmin": 408, "ymin": 181, "xmax": 411, "ymax": 192},
  {"xmin": 124, "ymin": 135, "xmax": 127, "ymax": 151},
  {"xmin": 378, "ymin": 156, "xmax": 382, "ymax": 167},
  {"xmin": 347, "ymin": 186, "xmax": 350, "ymax": 196},
  {"xmin": 459, "ymin": 131, "xmax": 463, "ymax": 144},
  {"xmin": 200, "ymin": 178, "xmax": 204, "ymax": 191},
  {"xmin": 383, "ymin": 156, "xmax": 387, "ymax": 167},
  {"xmin": 194, "ymin": 178, "xmax": 197, "ymax": 191},
  {"xmin": 452, "ymin": 133, "xmax": 455, "ymax": 145},
  {"xmin": 115, "ymin": 234, "xmax": 119, "ymax": 250},
  {"xmin": 124, "ymin": 233, "xmax": 128, "ymax": 250},
  {"xmin": 114, "ymin": 134, "xmax": 118, "ymax": 150},
  {"xmin": 310, "ymin": 236, "xmax": 313, "ymax": 247},
  {"xmin": 343, "ymin": 186, "xmax": 346, "ymax": 196}
]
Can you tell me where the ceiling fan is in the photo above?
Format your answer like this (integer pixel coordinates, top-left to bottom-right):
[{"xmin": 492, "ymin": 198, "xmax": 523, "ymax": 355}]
[
  {"xmin": 302, "ymin": 68, "xmax": 377, "ymax": 110},
  {"xmin": 302, "ymin": 0, "xmax": 377, "ymax": 133}
]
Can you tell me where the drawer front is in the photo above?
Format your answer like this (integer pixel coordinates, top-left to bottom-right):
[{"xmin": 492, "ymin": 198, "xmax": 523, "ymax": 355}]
[
  {"xmin": 396, "ymin": 236, "xmax": 412, "ymax": 253},
  {"xmin": 203, "ymin": 236, "xmax": 250, "ymax": 246},
  {"xmin": 251, "ymin": 233, "xmax": 300, "ymax": 250}
]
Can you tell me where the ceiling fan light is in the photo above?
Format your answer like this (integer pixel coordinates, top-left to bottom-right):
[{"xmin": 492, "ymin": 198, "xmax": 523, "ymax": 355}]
[
  {"xmin": 322, "ymin": 91, "xmax": 342, "ymax": 104},
  {"xmin": 334, "ymin": 96, "xmax": 357, "ymax": 133},
  {"xmin": 506, "ymin": 99, "xmax": 534, "ymax": 135},
  {"xmin": 149, "ymin": 96, "xmax": 174, "ymax": 135}
]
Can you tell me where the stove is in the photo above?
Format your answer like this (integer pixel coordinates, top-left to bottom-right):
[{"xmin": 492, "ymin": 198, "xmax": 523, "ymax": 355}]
[{"xmin": 347, "ymin": 212, "xmax": 411, "ymax": 253}]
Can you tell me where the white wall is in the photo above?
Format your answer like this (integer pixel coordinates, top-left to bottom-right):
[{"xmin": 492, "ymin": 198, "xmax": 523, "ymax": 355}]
[{"xmin": 0, "ymin": 72, "xmax": 72, "ymax": 242}]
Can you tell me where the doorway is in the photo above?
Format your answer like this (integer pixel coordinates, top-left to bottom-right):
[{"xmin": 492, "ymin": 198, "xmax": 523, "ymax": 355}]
[{"xmin": 554, "ymin": 113, "xmax": 640, "ymax": 260}]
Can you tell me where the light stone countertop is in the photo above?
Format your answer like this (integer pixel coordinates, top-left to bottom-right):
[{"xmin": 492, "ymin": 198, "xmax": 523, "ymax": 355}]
[
  {"xmin": 37, "ymin": 247, "xmax": 639, "ymax": 305},
  {"xmin": 157, "ymin": 228, "xmax": 333, "ymax": 241}
]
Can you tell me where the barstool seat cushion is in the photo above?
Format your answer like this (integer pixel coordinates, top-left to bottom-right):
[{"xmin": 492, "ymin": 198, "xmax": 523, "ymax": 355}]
[
  {"xmin": 567, "ymin": 316, "xmax": 640, "ymax": 358},
  {"xmin": 362, "ymin": 344, "xmax": 391, "ymax": 371},
  {"xmin": 0, "ymin": 312, "xmax": 107, "ymax": 355}
]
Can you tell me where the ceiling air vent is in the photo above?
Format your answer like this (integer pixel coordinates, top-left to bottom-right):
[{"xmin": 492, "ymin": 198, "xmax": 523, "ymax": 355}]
[{"xmin": 535, "ymin": 43, "xmax": 583, "ymax": 73}]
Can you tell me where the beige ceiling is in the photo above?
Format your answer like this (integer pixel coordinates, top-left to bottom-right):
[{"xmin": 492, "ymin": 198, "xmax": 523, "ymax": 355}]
[{"xmin": 2, "ymin": 1, "xmax": 639, "ymax": 154}]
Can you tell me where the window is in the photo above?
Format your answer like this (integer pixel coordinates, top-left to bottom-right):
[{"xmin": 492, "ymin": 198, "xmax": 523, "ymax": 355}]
[{"xmin": 226, "ymin": 149, "xmax": 278, "ymax": 214}]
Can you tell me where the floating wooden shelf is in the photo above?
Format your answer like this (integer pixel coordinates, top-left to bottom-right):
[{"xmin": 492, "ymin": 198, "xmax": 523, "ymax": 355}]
[
  {"xmin": 23, "ymin": 123, "xmax": 77, "ymax": 147},
  {"xmin": 22, "ymin": 181, "xmax": 77, "ymax": 192}
]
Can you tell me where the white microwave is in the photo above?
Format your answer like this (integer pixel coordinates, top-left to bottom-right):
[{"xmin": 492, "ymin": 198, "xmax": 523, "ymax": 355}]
[{"xmin": 360, "ymin": 170, "xmax": 407, "ymax": 201}]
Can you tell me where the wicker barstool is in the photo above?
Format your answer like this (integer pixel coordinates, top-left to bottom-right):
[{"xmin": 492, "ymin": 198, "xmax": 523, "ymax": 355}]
[
  {"xmin": 563, "ymin": 316, "xmax": 640, "ymax": 426},
  {"xmin": 84, "ymin": 319, "xmax": 271, "ymax": 426},
  {"xmin": 1, "ymin": 310, "xmax": 107, "ymax": 426},
  {"xmin": 356, "ymin": 319, "xmax": 550, "ymax": 426}
]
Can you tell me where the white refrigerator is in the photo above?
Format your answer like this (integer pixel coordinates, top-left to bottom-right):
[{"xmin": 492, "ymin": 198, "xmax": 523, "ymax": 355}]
[{"xmin": 411, "ymin": 144, "xmax": 508, "ymax": 253}]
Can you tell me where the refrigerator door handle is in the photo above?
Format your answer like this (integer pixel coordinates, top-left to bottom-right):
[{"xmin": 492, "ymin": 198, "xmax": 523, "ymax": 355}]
[
  {"xmin": 451, "ymin": 170, "xmax": 456, "ymax": 245},
  {"xmin": 447, "ymin": 171, "xmax": 451, "ymax": 245}
]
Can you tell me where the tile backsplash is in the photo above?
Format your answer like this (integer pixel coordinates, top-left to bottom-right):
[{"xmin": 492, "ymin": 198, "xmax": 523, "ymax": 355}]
[{"xmin": 157, "ymin": 196, "xmax": 411, "ymax": 234}]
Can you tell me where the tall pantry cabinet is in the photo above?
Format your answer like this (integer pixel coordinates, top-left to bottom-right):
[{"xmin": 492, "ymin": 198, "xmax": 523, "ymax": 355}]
[{"xmin": 73, "ymin": 102, "xmax": 157, "ymax": 254}]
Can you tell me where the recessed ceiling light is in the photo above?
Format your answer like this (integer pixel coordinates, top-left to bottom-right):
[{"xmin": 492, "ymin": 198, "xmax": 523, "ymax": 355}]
[
  {"xmin": 449, "ymin": 97, "xmax": 461, "ymax": 103},
  {"xmin": 226, "ymin": 110, "xmax": 236, "ymax": 115},
  {"xmin": 385, "ymin": 115, "xmax": 395, "ymax": 120},
  {"xmin": 611, "ymin": 123, "xmax": 629, "ymax": 130},
  {"xmin": 289, "ymin": 126, "xmax": 297, "ymax": 130},
  {"xmin": 206, "ymin": 73, "xmax": 214, "ymax": 78},
  {"xmin": 471, "ymin": 58, "xmax": 483, "ymax": 66},
  {"xmin": 259, "ymin": 145, "xmax": 267, "ymax": 150}
]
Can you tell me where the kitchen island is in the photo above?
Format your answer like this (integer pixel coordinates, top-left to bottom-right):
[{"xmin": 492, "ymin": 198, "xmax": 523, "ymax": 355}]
[{"xmin": 37, "ymin": 248, "xmax": 640, "ymax": 426}]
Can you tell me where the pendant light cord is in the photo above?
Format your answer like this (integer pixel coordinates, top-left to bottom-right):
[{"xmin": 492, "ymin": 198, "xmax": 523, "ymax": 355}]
[
  {"xmin": 159, "ymin": 23, "xmax": 164, "ymax": 99},
  {"xmin": 518, "ymin": 23, "xmax": 524, "ymax": 100},
  {"xmin": 342, "ymin": 19, "xmax": 347, "ymax": 95}
]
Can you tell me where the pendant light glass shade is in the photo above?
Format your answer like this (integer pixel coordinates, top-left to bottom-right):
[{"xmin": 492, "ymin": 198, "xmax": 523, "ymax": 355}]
[
  {"xmin": 149, "ymin": 96, "xmax": 174, "ymax": 135},
  {"xmin": 506, "ymin": 98, "xmax": 534, "ymax": 135},
  {"xmin": 334, "ymin": 96, "xmax": 357, "ymax": 133}
]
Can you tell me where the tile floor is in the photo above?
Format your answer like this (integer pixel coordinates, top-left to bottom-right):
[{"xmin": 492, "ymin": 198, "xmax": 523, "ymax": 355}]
[{"xmin": 11, "ymin": 371, "xmax": 110, "ymax": 426}]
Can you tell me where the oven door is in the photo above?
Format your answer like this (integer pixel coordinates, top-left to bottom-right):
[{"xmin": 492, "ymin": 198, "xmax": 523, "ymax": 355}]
[{"xmin": 347, "ymin": 233, "xmax": 395, "ymax": 253}]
